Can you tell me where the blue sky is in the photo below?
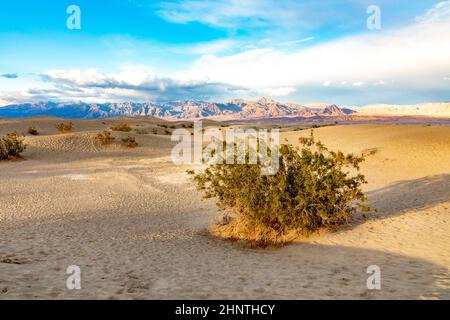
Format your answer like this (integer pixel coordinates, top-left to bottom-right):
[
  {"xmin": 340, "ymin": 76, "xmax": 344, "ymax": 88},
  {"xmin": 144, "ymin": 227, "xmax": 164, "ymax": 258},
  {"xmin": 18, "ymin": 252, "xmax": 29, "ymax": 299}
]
[{"xmin": 1, "ymin": 0, "xmax": 449, "ymax": 106}]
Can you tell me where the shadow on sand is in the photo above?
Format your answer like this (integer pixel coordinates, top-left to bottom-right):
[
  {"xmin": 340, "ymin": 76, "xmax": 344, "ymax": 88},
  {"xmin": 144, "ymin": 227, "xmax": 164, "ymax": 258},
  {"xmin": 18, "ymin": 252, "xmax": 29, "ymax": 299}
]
[{"xmin": 365, "ymin": 174, "xmax": 450, "ymax": 218}]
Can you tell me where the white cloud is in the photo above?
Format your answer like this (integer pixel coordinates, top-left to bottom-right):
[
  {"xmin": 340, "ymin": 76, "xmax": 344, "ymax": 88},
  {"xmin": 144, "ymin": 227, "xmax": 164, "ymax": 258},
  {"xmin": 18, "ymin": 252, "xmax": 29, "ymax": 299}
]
[
  {"xmin": 186, "ymin": 3, "xmax": 450, "ymax": 94},
  {"xmin": 37, "ymin": 68, "xmax": 248, "ymax": 103},
  {"xmin": 261, "ymin": 87, "xmax": 296, "ymax": 96},
  {"xmin": 353, "ymin": 81, "xmax": 364, "ymax": 87},
  {"xmin": 322, "ymin": 80, "xmax": 331, "ymax": 87}
]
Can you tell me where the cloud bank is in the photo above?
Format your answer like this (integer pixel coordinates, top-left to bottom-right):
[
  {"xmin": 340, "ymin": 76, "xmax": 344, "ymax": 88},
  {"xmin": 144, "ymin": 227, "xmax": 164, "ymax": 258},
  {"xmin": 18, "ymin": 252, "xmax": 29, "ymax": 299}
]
[{"xmin": 1, "ymin": 1, "xmax": 449, "ymax": 106}]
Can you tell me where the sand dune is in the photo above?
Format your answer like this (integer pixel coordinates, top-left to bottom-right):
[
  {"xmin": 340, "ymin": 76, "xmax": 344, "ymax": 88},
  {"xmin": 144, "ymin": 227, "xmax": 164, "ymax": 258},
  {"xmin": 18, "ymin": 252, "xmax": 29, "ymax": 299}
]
[
  {"xmin": 0, "ymin": 119, "xmax": 449, "ymax": 299},
  {"xmin": 347, "ymin": 102, "xmax": 450, "ymax": 117}
]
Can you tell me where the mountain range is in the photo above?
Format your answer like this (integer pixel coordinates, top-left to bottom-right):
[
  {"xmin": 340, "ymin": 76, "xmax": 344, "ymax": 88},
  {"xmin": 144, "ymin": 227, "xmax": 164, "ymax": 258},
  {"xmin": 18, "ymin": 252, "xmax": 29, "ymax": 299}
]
[
  {"xmin": 0, "ymin": 98, "xmax": 351, "ymax": 120},
  {"xmin": 0, "ymin": 98, "xmax": 448, "ymax": 120}
]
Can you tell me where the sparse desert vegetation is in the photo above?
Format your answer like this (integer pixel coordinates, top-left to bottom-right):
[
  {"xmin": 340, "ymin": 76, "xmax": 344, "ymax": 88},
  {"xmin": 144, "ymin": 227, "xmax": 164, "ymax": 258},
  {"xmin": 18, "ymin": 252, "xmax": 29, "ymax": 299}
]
[
  {"xmin": 0, "ymin": 119, "xmax": 449, "ymax": 300},
  {"xmin": 110, "ymin": 123, "xmax": 132, "ymax": 132},
  {"xmin": 190, "ymin": 132, "xmax": 368, "ymax": 247},
  {"xmin": 0, "ymin": 132, "xmax": 27, "ymax": 160},
  {"xmin": 55, "ymin": 122, "xmax": 74, "ymax": 133}
]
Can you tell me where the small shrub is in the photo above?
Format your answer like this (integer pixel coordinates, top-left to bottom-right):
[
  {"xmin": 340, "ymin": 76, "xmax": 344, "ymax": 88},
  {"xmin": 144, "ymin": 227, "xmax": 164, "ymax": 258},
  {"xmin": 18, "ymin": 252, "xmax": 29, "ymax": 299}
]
[
  {"xmin": 135, "ymin": 129, "xmax": 148, "ymax": 135},
  {"xmin": 96, "ymin": 131, "xmax": 115, "ymax": 145},
  {"xmin": 121, "ymin": 136, "xmax": 138, "ymax": 148},
  {"xmin": 190, "ymin": 131, "xmax": 368, "ymax": 247},
  {"xmin": 152, "ymin": 129, "xmax": 158, "ymax": 135},
  {"xmin": 55, "ymin": 122, "xmax": 73, "ymax": 133},
  {"xmin": 164, "ymin": 129, "xmax": 171, "ymax": 135},
  {"xmin": 27, "ymin": 127, "xmax": 39, "ymax": 136},
  {"xmin": 110, "ymin": 123, "xmax": 132, "ymax": 132},
  {"xmin": 0, "ymin": 132, "xmax": 27, "ymax": 160},
  {"xmin": 169, "ymin": 125, "xmax": 176, "ymax": 129},
  {"xmin": 158, "ymin": 124, "xmax": 168, "ymax": 129}
]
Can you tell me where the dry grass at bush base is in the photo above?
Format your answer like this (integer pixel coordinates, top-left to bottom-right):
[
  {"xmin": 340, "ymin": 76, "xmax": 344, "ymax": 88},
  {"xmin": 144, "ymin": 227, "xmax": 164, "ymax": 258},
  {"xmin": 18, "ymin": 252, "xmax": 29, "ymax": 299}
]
[{"xmin": 210, "ymin": 218, "xmax": 300, "ymax": 248}]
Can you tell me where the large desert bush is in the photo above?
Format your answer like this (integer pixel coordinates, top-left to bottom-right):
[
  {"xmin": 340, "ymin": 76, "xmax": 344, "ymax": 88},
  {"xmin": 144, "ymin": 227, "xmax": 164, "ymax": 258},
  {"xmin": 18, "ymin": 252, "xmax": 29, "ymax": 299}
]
[
  {"xmin": 0, "ymin": 132, "xmax": 27, "ymax": 160},
  {"xmin": 190, "ymin": 131, "xmax": 368, "ymax": 247}
]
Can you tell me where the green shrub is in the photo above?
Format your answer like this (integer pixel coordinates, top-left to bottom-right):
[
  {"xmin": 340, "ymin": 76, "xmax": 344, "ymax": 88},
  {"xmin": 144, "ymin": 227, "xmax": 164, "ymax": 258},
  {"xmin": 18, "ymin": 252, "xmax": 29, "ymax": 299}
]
[
  {"xmin": 55, "ymin": 122, "xmax": 73, "ymax": 133},
  {"xmin": 164, "ymin": 129, "xmax": 171, "ymax": 135},
  {"xmin": 121, "ymin": 136, "xmax": 138, "ymax": 148},
  {"xmin": 0, "ymin": 132, "xmax": 27, "ymax": 160},
  {"xmin": 190, "ymin": 131, "xmax": 368, "ymax": 247},
  {"xmin": 96, "ymin": 131, "xmax": 115, "ymax": 145},
  {"xmin": 27, "ymin": 127, "xmax": 39, "ymax": 136},
  {"xmin": 152, "ymin": 129, "xmax": 158, "ymax": 135},
  {"xmin": 110, "ymin": 123, "xmax": 132, "ymax": 132}
]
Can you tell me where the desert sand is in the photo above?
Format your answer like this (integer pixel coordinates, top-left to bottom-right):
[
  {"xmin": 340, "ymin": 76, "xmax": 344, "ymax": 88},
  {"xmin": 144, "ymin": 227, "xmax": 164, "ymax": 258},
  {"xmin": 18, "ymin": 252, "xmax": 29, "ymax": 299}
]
[{"xmin": 0, "ymin": 118, "xmax": 449, "ymax": 299}]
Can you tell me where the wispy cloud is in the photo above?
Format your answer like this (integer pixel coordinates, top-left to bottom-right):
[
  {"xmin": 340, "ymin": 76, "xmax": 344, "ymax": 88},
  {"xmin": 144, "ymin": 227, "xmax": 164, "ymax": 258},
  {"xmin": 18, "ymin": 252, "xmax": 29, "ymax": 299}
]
[
  {"xmin": 157, "ymin": 0, "xmax": 361, "ymax": 31},
  {"xmin": 279, "ymin": 37, "xmax": 315, "ymax": 47},
  {"xmin": 1, "ymin": 73, "xmax": 19, "ymax": 79},
  {"xmin": 417, "ymin": 0, "xmax": 450, "ymax": 22}
]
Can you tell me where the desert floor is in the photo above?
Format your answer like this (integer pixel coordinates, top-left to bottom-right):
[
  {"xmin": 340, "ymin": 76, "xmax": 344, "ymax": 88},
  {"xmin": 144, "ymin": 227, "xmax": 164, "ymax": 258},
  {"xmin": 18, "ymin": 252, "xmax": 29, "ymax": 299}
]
[{"xmin": 0, "ymin": 118, "xmax": 449, "ymax": 299}]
